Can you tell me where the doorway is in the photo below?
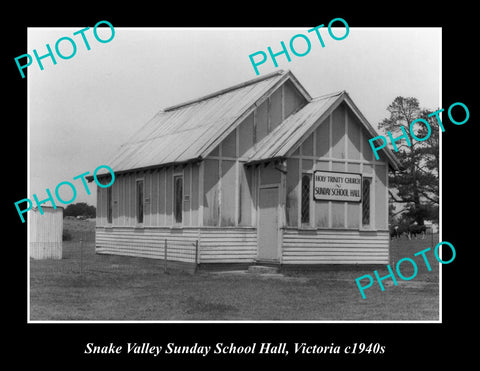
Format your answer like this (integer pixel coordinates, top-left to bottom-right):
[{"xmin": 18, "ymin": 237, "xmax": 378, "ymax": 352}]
[{"xmin": 257, "ymin": 186, "xmax": 279, "ymax": 262}]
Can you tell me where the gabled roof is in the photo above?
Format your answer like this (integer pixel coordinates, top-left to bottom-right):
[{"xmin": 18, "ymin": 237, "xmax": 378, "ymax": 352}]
[
  {"xmin": 244, "ymin": 91, "xmax": 402, "ymax": 171},
  {"xmin": 243, "ymin": 91, "xmax": 343, "ymax": 163},
  {"xmin": 101, "ymin": 70, "xmax": 310, "ymax": 175},
  {"xmin": 96, "ymin": 70, "xmax": 400, "ymax": 177}
]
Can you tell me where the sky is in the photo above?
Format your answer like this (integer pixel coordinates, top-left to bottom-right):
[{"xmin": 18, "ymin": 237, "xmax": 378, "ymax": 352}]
[{"xmin": 28, "ymin": 27, "xmax": 441, "ymax": 207}]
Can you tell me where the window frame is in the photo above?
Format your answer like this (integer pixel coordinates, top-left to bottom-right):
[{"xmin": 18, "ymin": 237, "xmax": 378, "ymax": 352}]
[
  {"xmin": 136, "ymin": 178, "xmax": 144, "ymax": 225},
  {"xmin": 106, "ymin": 186, "xmax": 113, "ymax": 224},
  {"xmin": 300, "ymin": 173, "xmax": 312, "ymax": 226},
  {"xmin": 173, "ymin": 174, "xmax": 183, "ymax": 225},
  {"xmin": 362, "ymin": 176, "xmax": 372, "ymax": 227}
]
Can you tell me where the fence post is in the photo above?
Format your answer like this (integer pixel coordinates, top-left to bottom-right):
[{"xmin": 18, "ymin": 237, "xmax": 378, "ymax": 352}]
[{"xmin": 164, "ymin": 239, "xmax": 167, "ymax": 274}]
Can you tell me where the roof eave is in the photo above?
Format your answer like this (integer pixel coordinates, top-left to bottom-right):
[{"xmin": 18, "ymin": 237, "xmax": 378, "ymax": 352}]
[
  {"xmin": 244, "ymin": 91, "xmax": 403, "ymax": 171},
  {"xmin": 85, "ymin": 156, "xmax": 203, "ymax": 182},
  {"xmin": 342, "ymin": 92, "xmax": 402, "ymax": 171}
]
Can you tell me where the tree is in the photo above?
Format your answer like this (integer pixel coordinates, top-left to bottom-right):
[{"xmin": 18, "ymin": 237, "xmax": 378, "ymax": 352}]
[
  {"xmin": 64, "ymin": 202, "xmax": 96, "ymax": 218},
  {"xmin": 379, "ymin": 97, "xmax": 439, "ymax": 225}
]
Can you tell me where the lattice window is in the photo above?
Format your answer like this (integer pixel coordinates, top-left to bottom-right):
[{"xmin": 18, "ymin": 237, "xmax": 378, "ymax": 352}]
[
  {"xmin": 362, "ymin": 178, "xmax": 371, "ymax": 226},
  {"xmin": 174, "ymin": 175, "xmax": 183, "ymax": 224},
  {"xmin": 136, "ymin": 180, "xmax": 144, "ymax": 224},
  {"xmin": 301, "ymin": 174, "xmax": 311, "ymax": 224}
]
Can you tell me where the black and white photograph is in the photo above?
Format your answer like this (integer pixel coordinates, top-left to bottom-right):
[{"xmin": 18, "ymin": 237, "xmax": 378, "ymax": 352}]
[
  {"xmin": 8, "ymin": 9, "xmax": 474, "ymax": 363},
  {"xmin": 26, "ymin": 26, "xmax": 441, "ymax": 322}
]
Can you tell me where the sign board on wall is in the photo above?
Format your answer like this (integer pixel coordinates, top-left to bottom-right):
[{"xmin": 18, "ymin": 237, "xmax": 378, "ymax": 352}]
[{"xmin": 313, "ymin": 171, "xmax": 362, "ymax": 202}]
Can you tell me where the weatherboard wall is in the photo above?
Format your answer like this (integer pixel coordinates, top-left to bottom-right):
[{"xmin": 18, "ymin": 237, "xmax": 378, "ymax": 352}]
[
  {"xmin": 95, "ymin": 227, "xmax": 257, "ymax": 263},
  {"xmin": 94, "ymin": 72, "xmax": 393, "ymax": 265},
  {"xmin": 94, "ymin": 77, "xmax": 306, "ymax": 263},
  {"xmin": 284, "ymin": 102, "xmax": 389, "ymax": 231},
  {"xmin": 96, "ymin": 78, "xmax": 306, "ymax": 230},
  {"xmin": 279, "ymin": 101, "xmax": 390, "ymax": 264},
  {"xmin": 97, "ymin": 163, "xmax": 201, "ymax": 229},
  {"xmin": 281, "ymin": 229, "xmax": 389, "ymax": 264}
]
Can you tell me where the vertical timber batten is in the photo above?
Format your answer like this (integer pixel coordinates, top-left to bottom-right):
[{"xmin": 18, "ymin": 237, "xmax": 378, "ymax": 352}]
[{"xmin": 94, "ymin": 71, "xmax": 397, "ymax": 267}]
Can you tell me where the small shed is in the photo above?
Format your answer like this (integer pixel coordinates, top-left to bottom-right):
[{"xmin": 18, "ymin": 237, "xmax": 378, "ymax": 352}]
[
  {"xmin": 29, "ymin": 206, "xmax": 63, "ymax": 259},
  {"xmin": 90, "ymin": 70, "xmax": 401, "ymax": 266}
]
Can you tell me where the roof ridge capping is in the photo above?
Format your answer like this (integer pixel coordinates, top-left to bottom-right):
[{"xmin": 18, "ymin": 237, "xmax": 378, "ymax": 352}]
[
  {"xmin": 162, "ymin": 70, "xmax": 288, "ymax": 112},
  {"xmin": 311, "ymin": 90, "xmax": 346, "ymax": 100}
]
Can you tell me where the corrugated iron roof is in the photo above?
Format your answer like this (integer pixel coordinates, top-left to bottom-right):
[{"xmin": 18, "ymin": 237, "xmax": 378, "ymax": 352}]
[
  {"xmin": 243, "ymin": 90, "xmax": 402, "ymax": 170},
  {"xmin": 95, "ymin": 70, "xmax": 400, "ymax": 177},
  {"xmin": 100, "ymin": 70, "xmax": 297, "ymax": 175}
]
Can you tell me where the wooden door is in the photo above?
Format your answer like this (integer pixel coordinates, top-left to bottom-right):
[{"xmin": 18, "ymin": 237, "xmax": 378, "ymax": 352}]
[{"xmin": 257, "ymin": 187, "xmax": 279, "ymax": 261}]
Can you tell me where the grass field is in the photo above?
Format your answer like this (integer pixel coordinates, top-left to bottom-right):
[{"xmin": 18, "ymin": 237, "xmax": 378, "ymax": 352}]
[{"xmin": 29, "ymin": 220, "xmax": 440, "ymax": 321}]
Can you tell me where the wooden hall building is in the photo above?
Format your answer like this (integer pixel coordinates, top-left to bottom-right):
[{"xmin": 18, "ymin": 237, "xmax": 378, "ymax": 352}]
[{"xmin": 92, "ymin": 70, "xmax": 401, "ymax": 266}]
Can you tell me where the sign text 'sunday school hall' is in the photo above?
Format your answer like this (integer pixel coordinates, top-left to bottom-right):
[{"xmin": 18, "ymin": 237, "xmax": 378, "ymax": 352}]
[{"xmin": 313, "ymin": 171, "xmax": 362, "ymax": 202}]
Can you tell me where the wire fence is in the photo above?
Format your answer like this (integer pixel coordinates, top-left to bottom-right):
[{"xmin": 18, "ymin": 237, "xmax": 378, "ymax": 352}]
[
  {"xmin": 30, "ymin": 231, "xmax": 199, "ymax": 275},
  {"xmin": 160, "ymin": 239, "xmax": 199, "ymax": 273}
]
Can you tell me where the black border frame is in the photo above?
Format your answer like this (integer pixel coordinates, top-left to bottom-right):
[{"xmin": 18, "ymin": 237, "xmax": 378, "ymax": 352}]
[{"xmin": 7, "ymin": 4, "xmax": 475, "ymax": 366}]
